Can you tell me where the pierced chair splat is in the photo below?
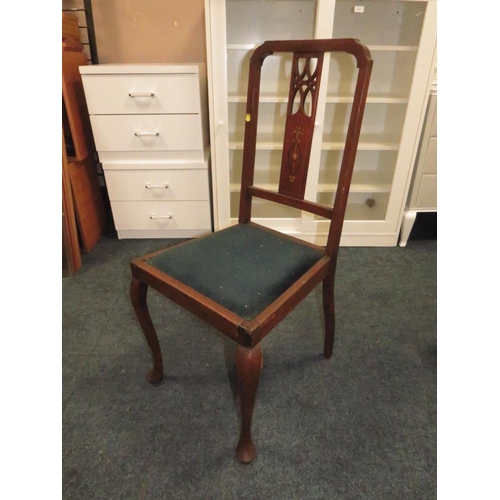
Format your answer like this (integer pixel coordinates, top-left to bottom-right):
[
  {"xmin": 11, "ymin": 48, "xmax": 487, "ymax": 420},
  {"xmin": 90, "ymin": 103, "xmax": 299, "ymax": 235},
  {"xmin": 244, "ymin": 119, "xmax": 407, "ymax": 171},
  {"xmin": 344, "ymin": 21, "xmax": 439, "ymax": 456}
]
[{"xmin": 130, "ymin": 38, "xmax": 372, "ymax": 464}]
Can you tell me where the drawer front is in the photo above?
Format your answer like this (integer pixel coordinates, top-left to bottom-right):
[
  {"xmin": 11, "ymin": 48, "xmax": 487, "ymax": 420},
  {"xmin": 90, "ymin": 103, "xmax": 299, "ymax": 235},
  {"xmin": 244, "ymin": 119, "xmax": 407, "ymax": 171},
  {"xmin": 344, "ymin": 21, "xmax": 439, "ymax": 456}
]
[
  {"xmin": 81, "ymin": 73, "xmax": 200, "ymax": 115},
  {"xmin": 111, "ymin": 201, "xmax": 211, "ymax": 230},
  {"xmin": 105, "ymin": 169, "xmax": 209, "ymax": 201},
  {"xmin": 90, "ymin": 115, "xmax": 203, "ymax": 152}
]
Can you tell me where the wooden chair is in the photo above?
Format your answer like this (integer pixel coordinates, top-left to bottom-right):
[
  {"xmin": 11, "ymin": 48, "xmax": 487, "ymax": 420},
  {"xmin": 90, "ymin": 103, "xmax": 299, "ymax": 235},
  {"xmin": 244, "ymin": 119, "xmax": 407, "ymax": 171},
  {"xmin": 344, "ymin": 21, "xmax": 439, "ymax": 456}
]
[{"xmin": 130, "ymin": 39, "xmax": 372, "ymax": 464}]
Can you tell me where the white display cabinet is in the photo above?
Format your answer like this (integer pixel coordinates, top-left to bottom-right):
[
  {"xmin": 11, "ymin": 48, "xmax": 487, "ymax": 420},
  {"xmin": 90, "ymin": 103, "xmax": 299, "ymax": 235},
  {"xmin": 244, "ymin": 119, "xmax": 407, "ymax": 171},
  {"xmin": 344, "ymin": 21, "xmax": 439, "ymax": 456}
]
[{"xmin": 205, "ymin": 0, "xmax": 437, "ymax": 245}]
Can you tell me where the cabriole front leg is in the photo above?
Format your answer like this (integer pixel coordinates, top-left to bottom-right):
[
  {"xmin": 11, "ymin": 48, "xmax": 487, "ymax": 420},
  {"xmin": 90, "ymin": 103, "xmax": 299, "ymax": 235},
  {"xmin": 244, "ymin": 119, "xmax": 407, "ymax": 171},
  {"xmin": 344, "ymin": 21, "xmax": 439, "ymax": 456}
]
[
  {"xmin": 130, "ymin": 276, "xmax": 163, "ymax": 384},
  {"xmin": 235, "ymin": 343, "xmax": 263, "ymax": 464}
]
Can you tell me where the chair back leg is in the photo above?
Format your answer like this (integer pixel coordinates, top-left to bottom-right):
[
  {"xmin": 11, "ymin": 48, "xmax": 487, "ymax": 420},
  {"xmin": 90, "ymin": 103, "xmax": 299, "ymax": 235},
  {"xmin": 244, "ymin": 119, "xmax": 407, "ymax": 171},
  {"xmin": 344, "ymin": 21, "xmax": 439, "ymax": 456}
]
[{"xmin": 323, "ymin": 273, "xmax": 335, "ymax": 359}]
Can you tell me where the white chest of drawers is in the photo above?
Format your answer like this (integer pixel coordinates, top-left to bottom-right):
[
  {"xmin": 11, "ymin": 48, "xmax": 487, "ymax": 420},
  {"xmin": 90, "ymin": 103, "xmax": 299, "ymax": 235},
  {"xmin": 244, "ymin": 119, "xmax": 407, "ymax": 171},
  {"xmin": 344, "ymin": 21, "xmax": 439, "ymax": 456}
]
[{"xmin": 79, "ymin": 64, "xmax": 212, "ymax": 239}]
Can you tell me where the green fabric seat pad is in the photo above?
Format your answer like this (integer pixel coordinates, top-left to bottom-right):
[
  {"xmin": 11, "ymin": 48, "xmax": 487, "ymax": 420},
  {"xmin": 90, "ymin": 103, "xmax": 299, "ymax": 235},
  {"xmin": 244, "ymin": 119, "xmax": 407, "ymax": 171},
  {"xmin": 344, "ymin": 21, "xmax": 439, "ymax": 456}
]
[{"xmin": 146, "ymin": 223, "xmax": 324, "ymax": 321}]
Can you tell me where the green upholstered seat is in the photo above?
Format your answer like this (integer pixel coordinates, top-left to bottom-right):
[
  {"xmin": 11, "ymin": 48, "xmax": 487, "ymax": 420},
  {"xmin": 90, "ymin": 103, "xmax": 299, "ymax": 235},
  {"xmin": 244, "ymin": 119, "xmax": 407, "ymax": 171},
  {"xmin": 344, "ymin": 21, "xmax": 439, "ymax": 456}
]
[{"xmin": 146, "ymin": 223, "xmax": 324, "ymax": 321}]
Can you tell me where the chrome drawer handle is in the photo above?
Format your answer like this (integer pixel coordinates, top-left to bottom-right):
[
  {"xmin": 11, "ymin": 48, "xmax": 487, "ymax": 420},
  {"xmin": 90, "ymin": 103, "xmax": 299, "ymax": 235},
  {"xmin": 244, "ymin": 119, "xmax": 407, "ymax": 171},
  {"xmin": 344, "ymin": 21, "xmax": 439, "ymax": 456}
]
[
  {"xmin": 129, "ymin": 92, "xmax": 155, "ymax": 97},
  {"xmin": 150, "ymin": 214, "xmax": 172, "ymax": 220},
  {"xmin": 145, "ymin": 183, "xmax": 169, "ymax": 189},
  {"xmin": 135, "ymin": 131, "xmax": 159, "ymax": 137}
]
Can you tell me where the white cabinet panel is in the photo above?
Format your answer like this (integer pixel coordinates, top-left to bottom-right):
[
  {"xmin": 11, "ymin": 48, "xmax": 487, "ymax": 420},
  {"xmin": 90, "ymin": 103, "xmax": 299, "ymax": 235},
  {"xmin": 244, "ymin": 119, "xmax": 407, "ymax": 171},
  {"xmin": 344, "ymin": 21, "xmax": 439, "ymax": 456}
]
[
  {"xmin": 399, "ymin": 92, "xmax": 437, "ymax": 246},
  {"xmin": 89, "ymin": 115, "xmax": 204, "ymax": 152},
  {"xmin": 81, "ymin": 73, "xmax": 201, "ymax": 115},
  {"xmin": 105, "ymin": 169, "xmax": 210, "ymax": 201},
  {"xmin": 111, "ymin": 201, "xmax": 211, "ymax": 230},
  {"xmin": 415, "ymin": 174, "xmax": 437, "ymax": 208},
  {"xmin": 422, "ymin": 137, "xmax": 437, "ymax": 175}
]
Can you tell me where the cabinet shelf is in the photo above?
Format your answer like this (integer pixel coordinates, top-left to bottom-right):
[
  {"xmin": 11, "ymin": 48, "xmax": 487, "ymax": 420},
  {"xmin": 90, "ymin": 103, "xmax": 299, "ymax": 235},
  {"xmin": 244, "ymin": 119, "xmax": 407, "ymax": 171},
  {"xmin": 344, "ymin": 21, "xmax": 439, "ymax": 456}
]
[
  {"xmin": 322, "ymin": 141, "xmax": 399, "ymax": 151},
  {"xmin": 230, "ymin": 182, "xmax": 391, "ymax": 194},
  {"xmin": 228, "ymin": 93, "xmax": 408, "ymax": 104},
  {"xmin": 228, "ymin": 93, "xmax": 288, "ymax": 103},
  {"xmin": 226, "ymin": 44, "xmax": 418, "ymax": 52},
  {"xmin": 317, "ymin": 182, "xmax": 391, "ymax": 194},
  {"xmin": 229, "ymin": 141, "xmax": 399, "ymax": 151},
  {"xmin": 368, "ymin": 45, "xmax": 418, "ymax": 52},
  {"xmin": 326, "ymin": 96, "xmax": 408, "ymax": 104}
]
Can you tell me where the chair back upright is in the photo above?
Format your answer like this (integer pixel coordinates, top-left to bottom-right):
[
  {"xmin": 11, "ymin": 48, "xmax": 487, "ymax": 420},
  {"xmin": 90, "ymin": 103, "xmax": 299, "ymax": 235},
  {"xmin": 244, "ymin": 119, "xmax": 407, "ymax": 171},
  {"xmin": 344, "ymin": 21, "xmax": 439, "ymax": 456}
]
[{"xmin": 238, "ymin": 39, "xmax": 373, "ymax": 261}]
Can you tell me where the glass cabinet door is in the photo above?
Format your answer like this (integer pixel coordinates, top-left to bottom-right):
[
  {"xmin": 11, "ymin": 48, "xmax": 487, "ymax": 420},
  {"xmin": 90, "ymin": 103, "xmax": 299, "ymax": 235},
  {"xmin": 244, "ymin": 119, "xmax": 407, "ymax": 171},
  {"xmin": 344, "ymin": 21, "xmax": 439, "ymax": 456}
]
[
  {"xmin": 322, "ymin": 0, "xmax": 425, "ymax": 215},
  {"xmin": 224, "ymin": 0, "xmax": 319, "ymax": 232},
  {"xmin": 310, "ymin": 0, "xmax": 436, "ymax": 244}
]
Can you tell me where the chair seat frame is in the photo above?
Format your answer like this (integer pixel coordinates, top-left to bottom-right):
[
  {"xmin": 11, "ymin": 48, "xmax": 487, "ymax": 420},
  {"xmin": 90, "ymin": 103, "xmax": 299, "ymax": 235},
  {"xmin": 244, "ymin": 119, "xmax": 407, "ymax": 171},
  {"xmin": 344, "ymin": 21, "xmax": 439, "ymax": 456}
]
[{"xmin": 131, "ymin": 221, "xmax": 332, "ymax": 348}]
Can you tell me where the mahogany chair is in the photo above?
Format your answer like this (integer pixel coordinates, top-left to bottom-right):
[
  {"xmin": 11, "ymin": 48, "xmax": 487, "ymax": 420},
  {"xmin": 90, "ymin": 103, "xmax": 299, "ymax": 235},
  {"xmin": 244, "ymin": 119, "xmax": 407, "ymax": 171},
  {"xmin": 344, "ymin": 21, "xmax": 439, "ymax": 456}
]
[{"xmin": 130, "ymin": 39, "xmax": 372, "ymax": 464}]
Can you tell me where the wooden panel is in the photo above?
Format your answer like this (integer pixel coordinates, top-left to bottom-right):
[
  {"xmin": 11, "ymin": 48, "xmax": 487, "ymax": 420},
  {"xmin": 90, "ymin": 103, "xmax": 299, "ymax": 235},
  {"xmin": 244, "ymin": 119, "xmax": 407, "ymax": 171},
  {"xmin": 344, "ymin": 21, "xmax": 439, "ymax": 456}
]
[
  {"xmin": 62, "ymin": 130, "xmax": 82, "ymax": 274},
  {"xmin": 111, "ymin": 201, "xmax": 211, "ymax": 230},
  {"xmin": 67, "ymin": 155, "xmax": 106, "ymax": 253},
  {"xmin": 62, "ymin": 50, "xmax": 93, "ymax": 160},
  {"xmin": 81, "ymin": 73, "xmax": 200, "ymax": 115},
  {"xmin": 63, "ymin": 10, "xmax": 105, "ymax": 254},
  {"xmin": 62, "ymin": 0, "xmax": 85, "ymax": 9},
  {"xmin": 104, "ymin": 169, "xmax": 210, "ymax": 201},
  {"xmin": 64, "ymin": 9, "xmax": 87, "ymax": 27},
  {"xmin": 62, "ymin": 13, "xmax": 80, "ymax": 41},
  {"xmin": 89, "ymin": 114, "xmax": 204, "ymax": 152},
  {"xmin": 279, "ymin": 53, "xmax": 324, "ymax": 199}
]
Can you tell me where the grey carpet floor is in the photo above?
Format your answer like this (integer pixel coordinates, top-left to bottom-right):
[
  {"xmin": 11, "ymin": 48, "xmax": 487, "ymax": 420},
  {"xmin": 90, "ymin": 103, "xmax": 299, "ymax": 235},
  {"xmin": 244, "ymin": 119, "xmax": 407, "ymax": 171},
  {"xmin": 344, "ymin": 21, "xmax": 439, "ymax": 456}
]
[{"xmin": 63, "ymin": 233, "xmax": 436, "ymax": 500}]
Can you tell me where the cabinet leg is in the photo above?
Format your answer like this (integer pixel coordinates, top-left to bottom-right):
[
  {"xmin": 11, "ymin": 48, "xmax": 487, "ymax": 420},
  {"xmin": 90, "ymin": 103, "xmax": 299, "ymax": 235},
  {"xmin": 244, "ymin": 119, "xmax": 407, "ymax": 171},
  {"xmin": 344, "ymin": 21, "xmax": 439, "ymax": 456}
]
[
  {"xmin": 399, "ymin": 210, "xmax": 417, "ymax": 247},
  {"xmin": 130, "ymin": 277, "xmax": 163, "ymax": 384},
  {"xmin": 235, "ymin": 344, "xmax": 262, "ymax": 464},
  {"xmin": 323, "ymin": 273, "xmax": 335, "ymax": 359}
]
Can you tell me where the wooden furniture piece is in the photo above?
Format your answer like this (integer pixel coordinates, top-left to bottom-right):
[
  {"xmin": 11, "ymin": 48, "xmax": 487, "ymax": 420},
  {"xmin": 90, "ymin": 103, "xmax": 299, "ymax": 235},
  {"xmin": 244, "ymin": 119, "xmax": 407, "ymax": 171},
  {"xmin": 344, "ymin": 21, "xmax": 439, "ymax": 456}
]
[
  {"xmin": 62, "ymin": 13, "xmax": 106, "ymax": 259},
  {"xmin": 205, "ymin": 0, "xmax": 437, "ymax": 246},
  {"xmin": 62, "ymin": 0, "xmax": 99, "ymax": 64},
  {"xmin": 79, "ymin": 64, "xmax": 212, "ymax": 239},
  {"xmin": 399, "ymin": 90, "xmax": 437, "ymax": 246},
  {"xmin": 130, "ymin": 39, "xmax": 372, "ymax": 463},
  {"xmin": 62, "ymin": 129, "xmax": 82, "ymax": 275}
]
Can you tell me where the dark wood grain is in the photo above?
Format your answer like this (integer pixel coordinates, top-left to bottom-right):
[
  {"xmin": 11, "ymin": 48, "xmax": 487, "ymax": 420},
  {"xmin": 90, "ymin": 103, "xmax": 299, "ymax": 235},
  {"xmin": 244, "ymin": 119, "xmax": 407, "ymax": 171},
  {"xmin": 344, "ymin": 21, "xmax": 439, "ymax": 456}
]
[
  {"xmin": 326, "ymin": 60, "xmax": 372, "ymax": 259},
  {"xmin": 240, "ymin": 38, "xmax": 373, "ymax": 263},
  {"xmin": 235, "ymin": 344, "xmax": 263, "ymax": 464},
  {"xmin": 323, "ymin": 272, "xmax": 336, "ymax": 359},
  {"xmin": 130, "ymin": 277, "xmax": 163, "ymax": 384},
  {"xmin": 278, "ymin": 52, "xmax": 324, "ymax": 199},
  {"xmin": 130, "ymin": 258, "xmax": 248, "ymax": 345},
  {"xmin": 248, "ymin": 186, "xmax": 333, "ymax": 220}
]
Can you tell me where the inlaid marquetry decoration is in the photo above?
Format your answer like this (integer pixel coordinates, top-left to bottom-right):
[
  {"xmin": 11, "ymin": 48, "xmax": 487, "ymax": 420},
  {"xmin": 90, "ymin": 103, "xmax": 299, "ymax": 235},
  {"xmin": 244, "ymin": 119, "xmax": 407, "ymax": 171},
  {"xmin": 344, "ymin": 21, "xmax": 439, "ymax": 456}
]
[{"xmin": 279, "ymin": 52, "xmax": 324, "ymax": 199}]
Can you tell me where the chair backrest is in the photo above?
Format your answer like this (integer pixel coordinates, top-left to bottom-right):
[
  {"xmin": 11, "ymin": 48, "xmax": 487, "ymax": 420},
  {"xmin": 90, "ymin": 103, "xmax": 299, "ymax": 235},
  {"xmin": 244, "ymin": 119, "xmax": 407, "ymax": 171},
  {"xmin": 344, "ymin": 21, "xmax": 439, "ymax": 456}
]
[{"xmin": 238, "ymin": 39, "xmax": 372, "ymax": 260}]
